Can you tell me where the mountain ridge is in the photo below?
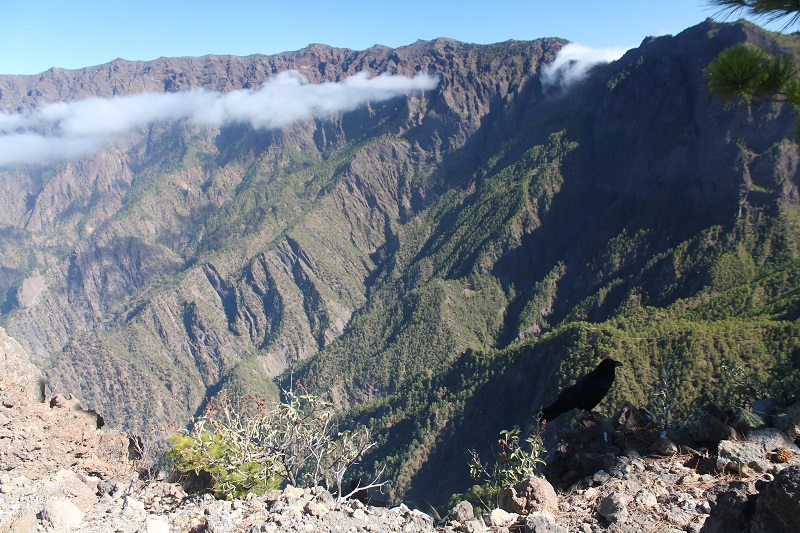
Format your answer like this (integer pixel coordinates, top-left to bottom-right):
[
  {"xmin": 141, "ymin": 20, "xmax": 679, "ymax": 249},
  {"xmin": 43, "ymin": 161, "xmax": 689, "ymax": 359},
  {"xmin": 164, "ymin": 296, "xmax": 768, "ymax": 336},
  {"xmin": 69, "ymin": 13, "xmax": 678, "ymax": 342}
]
[
  {"xmin": 0, "ymin": 36, "xmax": 546, "ymax": 109},
  {"xmin": 0, "ymin": 34, "xmax": 565, "ymax": 429}
]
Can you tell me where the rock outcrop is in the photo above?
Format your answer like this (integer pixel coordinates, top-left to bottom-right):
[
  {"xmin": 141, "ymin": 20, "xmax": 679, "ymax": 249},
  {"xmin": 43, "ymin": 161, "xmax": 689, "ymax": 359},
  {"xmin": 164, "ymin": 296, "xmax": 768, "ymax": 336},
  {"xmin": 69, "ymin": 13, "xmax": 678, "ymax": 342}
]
[
  {"xmin": 0, "ymin": 337, "xmax": 137, "ymax": 532},
  {"xmin": 2, "ymin": 365, "xmax": 800, "ymax": 533},
  {"xmin": 0, "ymin": 327, "xmax": 43, "ymax": 402},
  {"xmin": 751, "ymin": 466, "xmax": 800, "ymax": 533}
]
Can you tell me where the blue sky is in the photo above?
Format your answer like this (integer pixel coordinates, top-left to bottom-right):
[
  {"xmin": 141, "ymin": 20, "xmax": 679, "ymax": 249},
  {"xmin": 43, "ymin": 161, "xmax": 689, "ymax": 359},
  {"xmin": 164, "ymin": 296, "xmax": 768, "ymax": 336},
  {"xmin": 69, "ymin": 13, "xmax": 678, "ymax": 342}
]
[{"xmin": 0, "ymin": 0, "xmax": 766, "ymax": 75}]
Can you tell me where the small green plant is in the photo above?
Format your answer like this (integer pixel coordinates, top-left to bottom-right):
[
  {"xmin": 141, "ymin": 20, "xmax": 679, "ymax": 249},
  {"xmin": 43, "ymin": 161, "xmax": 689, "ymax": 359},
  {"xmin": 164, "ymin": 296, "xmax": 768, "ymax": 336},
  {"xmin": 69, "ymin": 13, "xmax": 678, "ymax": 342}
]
[
  {"xmin": 649, "ymin": 352, "xmax": 681, "ymax": 429},
  {"xmin": 466, "ymin": 423, "xmax": 546, "ymax": 511},
  {"xmin": 729, "ymin": 405, "xmax": 765, "ymax": 428},
  {"xmin": 168, "ymin": 392, "xmax": 282, "ymax": 499},
  {"xmin": 719, "ymin": 358, "xmax": 800, "ymax": 409},
  {"xmin": 168, "ymin": 387, "xmax": 383, "ymax": 500}
]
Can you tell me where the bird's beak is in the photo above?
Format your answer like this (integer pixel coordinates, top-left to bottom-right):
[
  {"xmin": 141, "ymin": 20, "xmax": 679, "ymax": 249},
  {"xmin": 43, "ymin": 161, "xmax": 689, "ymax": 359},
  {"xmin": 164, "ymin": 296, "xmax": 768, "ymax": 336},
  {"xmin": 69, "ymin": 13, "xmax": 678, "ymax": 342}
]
[{"xmin": 615, "ymin": 361, "xmax": 623, "ymax": 367}]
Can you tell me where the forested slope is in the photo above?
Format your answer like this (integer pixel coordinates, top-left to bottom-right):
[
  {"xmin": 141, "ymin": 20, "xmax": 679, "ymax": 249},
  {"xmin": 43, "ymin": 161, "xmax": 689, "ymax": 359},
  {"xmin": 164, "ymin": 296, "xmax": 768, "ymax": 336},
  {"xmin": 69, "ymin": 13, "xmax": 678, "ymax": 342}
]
[{"xmin": 291, "ymin": 21, "xmax": 800, "ymax": 502}]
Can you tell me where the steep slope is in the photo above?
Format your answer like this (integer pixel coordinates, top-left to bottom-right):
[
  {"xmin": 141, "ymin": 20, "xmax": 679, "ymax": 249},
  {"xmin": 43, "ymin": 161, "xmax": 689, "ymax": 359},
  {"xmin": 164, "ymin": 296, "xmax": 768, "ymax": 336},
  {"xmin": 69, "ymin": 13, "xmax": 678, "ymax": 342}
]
[
  {"xmin": 0, "ymin": 326, "xmax": 43, "ymax": 401},
  {"xmin": 291, "ymin": 21, "xmax": 800, "ymax": 502},
  {"xmin": 0, "ymin": 38, "xmax": 563, "ymax": 428}
]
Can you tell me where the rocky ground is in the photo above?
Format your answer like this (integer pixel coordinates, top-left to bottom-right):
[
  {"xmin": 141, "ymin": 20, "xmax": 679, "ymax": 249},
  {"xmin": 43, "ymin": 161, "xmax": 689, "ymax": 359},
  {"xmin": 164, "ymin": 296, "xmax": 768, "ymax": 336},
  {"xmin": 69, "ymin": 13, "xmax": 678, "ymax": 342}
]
[{"xmin": 2, "ymin": 328, "xmax": 800, "ymax": 532}]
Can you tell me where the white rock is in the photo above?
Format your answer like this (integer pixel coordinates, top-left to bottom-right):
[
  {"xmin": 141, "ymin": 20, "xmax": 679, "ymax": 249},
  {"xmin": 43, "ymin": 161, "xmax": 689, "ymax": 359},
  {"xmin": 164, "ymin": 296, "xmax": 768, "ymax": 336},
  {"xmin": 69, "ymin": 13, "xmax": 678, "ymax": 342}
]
[
  {"xmin": 304, "ymin": 500, "xmax": 330, "ymax": 517},
  {"xmin": 41, "ymin": 498, "xmax": 85, "ymax": 529},
  {"xmin": 1, "ymin": 509, "xmax": 38, "ymax": 533},
  {"xmin": 146, "ymin": 518, "xmax": 171, "ymax": 533},
  {"xmin": 635, "ymin": 490, "xmax": 658, "ymax": 508},
  {"xmin": 124, "ymin": 495, "xmax": 145, "ymax": 511},
  {"xmin": 489, "ymin": 508, "xmax": 518, "ymax": 526}
]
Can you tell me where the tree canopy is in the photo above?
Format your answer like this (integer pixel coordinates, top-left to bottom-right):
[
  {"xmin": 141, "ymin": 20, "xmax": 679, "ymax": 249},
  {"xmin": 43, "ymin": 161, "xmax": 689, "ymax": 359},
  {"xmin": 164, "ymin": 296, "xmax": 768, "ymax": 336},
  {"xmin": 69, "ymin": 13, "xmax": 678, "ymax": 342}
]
[
  {"xmin": 709, "ymin": 0, "xmax": 800, "ymax": 28},
  {"xmin": 707, "ymin": 43, "xmax": 800, "ymax": 106},
  {"xmin": 707, "ymin": 1, "xmax": 800, "ymax": 136}
]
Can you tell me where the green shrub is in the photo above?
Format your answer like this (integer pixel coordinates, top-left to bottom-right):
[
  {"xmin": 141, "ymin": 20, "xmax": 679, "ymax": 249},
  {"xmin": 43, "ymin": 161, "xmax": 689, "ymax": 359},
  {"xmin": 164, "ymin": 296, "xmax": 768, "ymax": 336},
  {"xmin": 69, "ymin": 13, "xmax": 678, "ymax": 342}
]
[
  {"xmin": 168, "ymin": 388, "xmax": 380, "ymax": 500},
  {"xmin": 465, "ymin": 424, "xmax": 546, "ymax": 511},
  {"xmin": 167, "ymin": 394, "xmax": 283, "ymax": 499},
  {"xmin": 718, "ymin": 358, "xmax": 800, "ymax": 409}
]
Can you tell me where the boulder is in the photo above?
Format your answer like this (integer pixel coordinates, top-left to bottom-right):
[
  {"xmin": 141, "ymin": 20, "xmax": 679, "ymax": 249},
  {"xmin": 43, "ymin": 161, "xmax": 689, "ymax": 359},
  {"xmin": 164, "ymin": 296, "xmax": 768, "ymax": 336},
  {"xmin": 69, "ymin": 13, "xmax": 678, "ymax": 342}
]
[
  {"xmin": 462, "ymin": 518, "xmax": 487, "ymax": 533},
  {"xmin": 401, "ymin": 509, "xmax": 436, "ymax": 533},
  {"xmin": 282, "ymin": 485, "xmax": 306, "ymax": 500},
  {"xmin": 497, "ymin": 475, "xmax": 558, "ymax": 515},
  {"xmin": 449, "ymin": 500, "xmax": 474, "ymax": 523},
  {"xmin": 580, "ymin": 451, "xmax": 617, "ymax": 475},
  {"xmin": 42, "ymin": 469, "xmax": 99, "ymax": 512},
  {"xmin": 692, "ymin": 414, "xmax": 737, "ymax": 444},
  {"xmin": 0, "ymin": 327, "xmax": 43, "ymax": 402},
  {"xmin": 773, "ymin": 404, "xmax": 800, "ymax": 442},
  {"xmin": 751, "ymin": 465, "xmax": 800, "ymax": 533},
  {"xmin": 488, "ymin": 508, "xmax": 518, "ymax": 527},
  {"xmin": 122, "ymin": 495, "xmax": 145, "ymax": 518},
  {"xmin": 205, "ymin": 510, "xmax": 236, "ymax": 533},
  {"xmin": 701, "ymin": 481, "xmax": 757, "ymax": 533},
  {"xmin": 303, "ymin": 500, "xmax": 330, "ymax": 517},
  {"xmin": 752, "ymin": 398, "xmax": 782, "ymax": 422},
  {"xmin": 612, "ymin": 402, "xmax": 652, "ymax": 429},
  {"xmin": 717, "ymin": 428, "xmax": 800, "ymax": 474},
  {"xmin": 635, "ymin": 490, "xmax": 658, "ymax": 508},
  {"xmin": 524, "ymin": 510, "xmax": 566, "ymax": 533},
  {"xmin": 652, "ymin": 437, "xmax": 678, "ymax": 456},
  {"xmin": 0, "ymin": 509, "xmax": 38, "ymax": 533},
  {"xmin": 40, "ymin": 498, "xmax": 85, "ymax": 529},
  {"xmin": 597, "ymin": 493, "xmax": 629, "ymax": 522}
]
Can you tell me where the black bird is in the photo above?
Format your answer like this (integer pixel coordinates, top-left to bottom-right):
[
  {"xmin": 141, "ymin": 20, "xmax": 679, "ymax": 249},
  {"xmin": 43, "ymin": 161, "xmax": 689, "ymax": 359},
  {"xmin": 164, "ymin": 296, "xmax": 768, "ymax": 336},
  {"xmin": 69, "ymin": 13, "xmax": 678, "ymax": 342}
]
[{"xmin": 540, "ymin": 359, "xmax": 623, "ymax": 423}]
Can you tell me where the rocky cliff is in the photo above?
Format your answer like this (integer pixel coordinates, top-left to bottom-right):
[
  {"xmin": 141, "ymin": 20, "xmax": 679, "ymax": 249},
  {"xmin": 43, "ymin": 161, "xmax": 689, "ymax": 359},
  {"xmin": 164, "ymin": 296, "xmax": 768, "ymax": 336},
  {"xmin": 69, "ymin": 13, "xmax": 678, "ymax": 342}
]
[
  {"xmin": 0, "ymin": 36, "xmax": 564, "ymax": 428},
  {"xmin": 0, "ymin": 326, "xmax": 43, "ymax": 402}
]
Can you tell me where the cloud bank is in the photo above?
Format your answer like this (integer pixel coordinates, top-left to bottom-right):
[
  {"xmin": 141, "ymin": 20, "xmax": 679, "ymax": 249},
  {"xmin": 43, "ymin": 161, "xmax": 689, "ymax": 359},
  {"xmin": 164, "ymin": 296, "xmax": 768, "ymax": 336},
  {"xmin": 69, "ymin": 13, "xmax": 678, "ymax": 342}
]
[
  {"xmin": 541, "ymin": 43, "xmax": 628, "ymax": 92},
  {"xmin": 0, "ymin": 71, "xmax": 439, "ymax": 167}
]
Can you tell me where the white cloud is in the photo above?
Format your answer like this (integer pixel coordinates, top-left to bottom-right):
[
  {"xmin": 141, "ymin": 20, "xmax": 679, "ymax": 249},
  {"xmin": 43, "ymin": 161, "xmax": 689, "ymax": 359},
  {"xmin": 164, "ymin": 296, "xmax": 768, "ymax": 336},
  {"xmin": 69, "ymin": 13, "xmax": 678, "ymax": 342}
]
[
  {"xmin": 541, "ymin": 43, "xmax": 629, "ymax": 92},
  {"xmin": 0, "ymin": 71, "xmax": 440, "ymax": 167},
  {"xmin": 0, "ymin": 133, "xmax": 103, "ymax": 167}
]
